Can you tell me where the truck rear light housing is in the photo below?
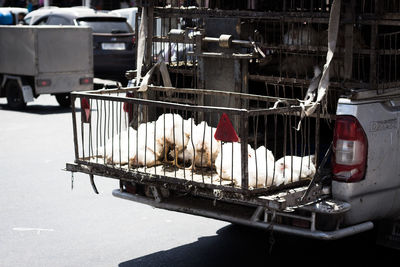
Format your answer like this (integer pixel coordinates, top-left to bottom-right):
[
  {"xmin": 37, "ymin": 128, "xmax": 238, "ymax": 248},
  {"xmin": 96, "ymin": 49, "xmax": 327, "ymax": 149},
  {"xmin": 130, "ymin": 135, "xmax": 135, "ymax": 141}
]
[
  {"xmin": 36, "ymin": 79, "xmax": 51, "ymax": 87},
  {"xmin": 80, "ymin": 77, "xmax": 93, "ymax": 85},
  {"xmin": 333, "ymin": 115, "xmax": 368, "ymax": 182}
]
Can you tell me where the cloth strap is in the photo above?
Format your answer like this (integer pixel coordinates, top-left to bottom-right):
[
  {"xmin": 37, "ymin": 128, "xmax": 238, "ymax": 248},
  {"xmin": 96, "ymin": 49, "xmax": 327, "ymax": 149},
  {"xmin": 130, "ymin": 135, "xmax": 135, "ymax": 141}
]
[
  {"xmin": 298, "ymin": 0, "xmax": 342, "ymax": 128},
  {"xmin": 135, "ymin": 6, "xmax": 148, "ymax": 86}
]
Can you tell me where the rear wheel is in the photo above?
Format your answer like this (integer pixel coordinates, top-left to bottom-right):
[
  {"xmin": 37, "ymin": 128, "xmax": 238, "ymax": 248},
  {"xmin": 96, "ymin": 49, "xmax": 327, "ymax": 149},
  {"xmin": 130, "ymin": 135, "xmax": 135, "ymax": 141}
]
[
  {"xmin": 55, "ymin": 93, "xmax": 71, "ymax": 108},
  {"xmin": 5, "ymin": 80, "xmax": 26, "ymax": 110}
]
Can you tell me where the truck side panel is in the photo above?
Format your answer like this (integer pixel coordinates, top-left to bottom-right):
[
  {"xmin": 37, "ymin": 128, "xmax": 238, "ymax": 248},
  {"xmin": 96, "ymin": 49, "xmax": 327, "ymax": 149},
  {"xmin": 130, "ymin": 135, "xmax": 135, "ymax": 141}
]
[{"xmin": 333, "ymin": 98, "xmax": 400, "ymax": 224}]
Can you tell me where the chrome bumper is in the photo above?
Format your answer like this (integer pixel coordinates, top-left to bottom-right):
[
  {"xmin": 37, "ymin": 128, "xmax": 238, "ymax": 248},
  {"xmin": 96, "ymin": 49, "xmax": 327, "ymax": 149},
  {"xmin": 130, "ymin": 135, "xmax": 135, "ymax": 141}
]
[{"xmin": 112, "ymin": 189, "xmax": 374, "ymax": 240}]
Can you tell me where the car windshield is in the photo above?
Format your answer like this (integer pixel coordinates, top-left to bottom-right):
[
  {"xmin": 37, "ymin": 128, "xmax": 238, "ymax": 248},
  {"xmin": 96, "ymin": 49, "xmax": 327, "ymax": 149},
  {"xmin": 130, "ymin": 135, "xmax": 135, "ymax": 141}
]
[
  {"xmin": 23, "ymin": 16, "xmax": 31, "ymax": 25},
  {"xmin": 77, "ymin": 19, "xmax": 132, "ymax": 34}
]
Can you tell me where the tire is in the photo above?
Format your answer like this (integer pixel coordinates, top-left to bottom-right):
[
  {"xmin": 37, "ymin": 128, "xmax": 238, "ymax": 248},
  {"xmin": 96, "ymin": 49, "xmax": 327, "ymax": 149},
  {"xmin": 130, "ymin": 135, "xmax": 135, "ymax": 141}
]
[
  {"xmin": 5, "ymin": 80, "xmax": 26, "ymax": 110},
  {"xmin": 55, "ymin": 93, "xmax": 71, "ymax": 108}
]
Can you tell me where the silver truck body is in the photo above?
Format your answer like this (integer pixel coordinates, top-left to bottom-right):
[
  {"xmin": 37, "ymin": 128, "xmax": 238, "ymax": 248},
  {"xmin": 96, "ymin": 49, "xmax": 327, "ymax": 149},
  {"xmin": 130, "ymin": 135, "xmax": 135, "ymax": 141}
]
[
  {"xmin": 334, "ymin": 96, "xmax": 400, "ymax": 225},
  {"xmin": 0, "ymin": 26, "xmax": 93, "ymax": 106}
]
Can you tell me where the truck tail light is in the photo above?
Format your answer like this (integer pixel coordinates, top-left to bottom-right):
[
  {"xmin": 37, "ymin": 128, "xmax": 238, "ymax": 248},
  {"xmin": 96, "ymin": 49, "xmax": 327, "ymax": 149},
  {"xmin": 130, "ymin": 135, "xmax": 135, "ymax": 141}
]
[
  {"xmin": 36, "ymin": 79, "xmax": 51, "ymax": 87},
  {"xmin": 80, "ymin": 77, "xmax": 93, "ymax": 85},
  {"xmin": 332, "ymin": 115, "xmax": 368, "ymax": 182}
]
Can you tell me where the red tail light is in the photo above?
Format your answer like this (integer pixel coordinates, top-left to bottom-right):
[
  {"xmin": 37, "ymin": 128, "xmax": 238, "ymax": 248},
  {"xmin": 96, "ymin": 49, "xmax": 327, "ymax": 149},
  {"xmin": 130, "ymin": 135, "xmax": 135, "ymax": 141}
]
[
  {"xmin": 80, "ymin": 77, "xmax": 93, "ymax": 85},
  {"xmin": 36, "ymin": 79, "xmax": 51, "ymax": 87},
  {"xmin": 332, "ymin": 115, "xmax": 368, "ymax": 182},
  {"xmin": 132, "ymin": 36, "xmax": 136, "ymax": 45}
]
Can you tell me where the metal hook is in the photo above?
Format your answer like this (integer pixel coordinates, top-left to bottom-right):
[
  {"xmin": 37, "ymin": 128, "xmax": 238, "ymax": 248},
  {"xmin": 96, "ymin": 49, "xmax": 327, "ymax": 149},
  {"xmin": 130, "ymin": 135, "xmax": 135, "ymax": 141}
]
[{"xmin": 89, "ymin": 174, "xmax": 99, "ymax": 194}]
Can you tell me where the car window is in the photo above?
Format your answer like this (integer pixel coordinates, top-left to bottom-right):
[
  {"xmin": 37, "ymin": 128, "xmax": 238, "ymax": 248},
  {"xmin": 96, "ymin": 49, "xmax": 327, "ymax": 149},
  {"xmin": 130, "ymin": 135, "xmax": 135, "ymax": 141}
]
[
  {"xmin": 35, "ymin": 16, "xmax": 49, "ymax": 25},
  {"xmin": 47, "ymin": 15, "xmax": 73, "ymax": 25},
  {"xmin": 23, "ymin": 16, "xmax": 31, "ymax": 25},
  {"xmin": 77, "ymin": 19, "xmax": 132, "ymax": 34}
]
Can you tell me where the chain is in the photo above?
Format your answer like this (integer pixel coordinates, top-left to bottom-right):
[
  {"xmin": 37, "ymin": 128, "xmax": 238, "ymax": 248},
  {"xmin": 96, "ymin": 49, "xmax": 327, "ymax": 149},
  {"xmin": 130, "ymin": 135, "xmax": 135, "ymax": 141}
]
[
  {"xmin": 266, "ymin": 211, "xmax": 277, "ymax": 255},
  {"xmin": 71, "ymin": 172, "xmax": 74, "ymax": 191}
]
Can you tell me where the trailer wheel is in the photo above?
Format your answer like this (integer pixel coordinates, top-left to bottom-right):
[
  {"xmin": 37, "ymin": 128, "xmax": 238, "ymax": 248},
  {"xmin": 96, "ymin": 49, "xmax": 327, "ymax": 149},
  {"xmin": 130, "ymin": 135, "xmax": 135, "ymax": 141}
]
[
  {"xmin": 55, "ymin": 93, "xmax": 71, "ymax": 108},
  {"xmin": 5, "ymin": 80, "xmax": 26, "ymax": 110}
]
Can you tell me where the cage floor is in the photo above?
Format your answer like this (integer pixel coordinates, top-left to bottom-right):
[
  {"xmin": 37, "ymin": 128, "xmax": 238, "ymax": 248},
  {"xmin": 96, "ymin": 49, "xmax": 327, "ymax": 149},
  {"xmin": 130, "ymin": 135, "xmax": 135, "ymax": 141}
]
[{"xmin": 86, "ymin": 156, "xmax": 235, "ymax": 187}]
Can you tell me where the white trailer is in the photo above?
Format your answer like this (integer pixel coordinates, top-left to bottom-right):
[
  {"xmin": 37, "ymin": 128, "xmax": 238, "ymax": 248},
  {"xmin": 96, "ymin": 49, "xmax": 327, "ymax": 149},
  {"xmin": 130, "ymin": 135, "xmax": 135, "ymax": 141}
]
[{"xmin": 0, "ymin": 26, "xmax": 93, "ymax": 109}]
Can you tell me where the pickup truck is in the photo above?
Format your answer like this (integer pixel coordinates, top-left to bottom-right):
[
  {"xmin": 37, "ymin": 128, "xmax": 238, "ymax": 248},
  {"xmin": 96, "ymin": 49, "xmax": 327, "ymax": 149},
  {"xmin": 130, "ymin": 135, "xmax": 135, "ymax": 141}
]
[
  {"xmin": 65, "ymin": 0, "xmax": 400, "ymax": 249},
  {"xmin": 0, "ymin": 26, "xmax": 93, "ymax": 109}
]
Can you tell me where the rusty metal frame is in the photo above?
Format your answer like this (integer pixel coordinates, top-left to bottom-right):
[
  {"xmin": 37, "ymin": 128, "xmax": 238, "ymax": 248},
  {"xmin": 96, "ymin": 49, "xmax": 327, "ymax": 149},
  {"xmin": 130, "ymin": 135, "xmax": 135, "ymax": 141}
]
[{"xmin": 140, "ymin": 1, "xmax": 400, "ymax": 98}]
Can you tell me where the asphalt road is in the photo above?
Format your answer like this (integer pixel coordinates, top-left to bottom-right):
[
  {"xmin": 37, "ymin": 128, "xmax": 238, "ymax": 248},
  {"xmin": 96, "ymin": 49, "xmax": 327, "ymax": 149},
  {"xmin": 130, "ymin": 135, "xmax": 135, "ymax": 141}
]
[{"xmin": 0, "ymin": 95, "xmax": 398, "ymax": 267}]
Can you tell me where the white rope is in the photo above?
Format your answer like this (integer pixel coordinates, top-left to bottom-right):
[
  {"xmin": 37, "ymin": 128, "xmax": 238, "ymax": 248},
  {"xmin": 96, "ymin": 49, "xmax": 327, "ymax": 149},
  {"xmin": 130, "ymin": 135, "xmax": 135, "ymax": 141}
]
[
  {"xmin": 137, "ymin": 60, "xmax": 172, "ymax": 92},
  {"xmin": 134, "ymin": 6, "xmax": 148, "ymax": 87},
  {"xmin": 296, "ymin": 0, "xmax": 342, "ymax": 130}
]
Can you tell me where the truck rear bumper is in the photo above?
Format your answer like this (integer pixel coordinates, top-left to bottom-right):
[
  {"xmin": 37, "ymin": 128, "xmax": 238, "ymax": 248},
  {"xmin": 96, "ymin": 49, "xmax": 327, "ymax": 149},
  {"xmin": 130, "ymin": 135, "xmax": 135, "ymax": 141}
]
[
  {"xmin": 35, "ymin": 72, "xmax": 93, "ymax": 95},
  {"xmin": 112, "ymin": 189, "xmax": 374, "ymax": 240}
]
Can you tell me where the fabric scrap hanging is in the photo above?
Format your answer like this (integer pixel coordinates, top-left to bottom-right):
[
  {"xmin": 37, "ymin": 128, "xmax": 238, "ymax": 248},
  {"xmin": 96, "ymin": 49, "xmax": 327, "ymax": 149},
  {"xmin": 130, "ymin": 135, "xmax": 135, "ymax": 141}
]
[
  {"xmin": 123, "ymin": 92, "xmax": 135, "ymax": 124},
  {"xmin": 134, "ymin": 6, "xmax": 148, "ymax": 87},
  {"xmin": 137, "ymin": 60, "xmax": 172, "ymax": 92},
  {"xmin": 81, "ymin": 97, "xmax": 91, "ymax": 123},
  {"xmin": 296, "ymin": 0, "xmax": 342, "ymax": 130}
]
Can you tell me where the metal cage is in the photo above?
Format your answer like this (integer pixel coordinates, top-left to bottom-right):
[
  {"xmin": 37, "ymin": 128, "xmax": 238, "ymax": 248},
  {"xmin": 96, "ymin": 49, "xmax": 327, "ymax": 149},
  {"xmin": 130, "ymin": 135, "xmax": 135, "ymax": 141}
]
[
  {"xmin": 69, "ymin": 86, "xmax": 321, "ymax": 201},
  {"xmin": 139, "ymin": 0, "xmax": 400, "ymax": 104}
]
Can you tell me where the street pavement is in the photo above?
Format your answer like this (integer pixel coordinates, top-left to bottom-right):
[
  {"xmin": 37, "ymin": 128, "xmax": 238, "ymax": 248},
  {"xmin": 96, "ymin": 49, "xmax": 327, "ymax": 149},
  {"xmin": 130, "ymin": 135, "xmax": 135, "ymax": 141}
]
[{"xmin": 0, "ymin": 95, "xmax": 398, "ymax": 267}]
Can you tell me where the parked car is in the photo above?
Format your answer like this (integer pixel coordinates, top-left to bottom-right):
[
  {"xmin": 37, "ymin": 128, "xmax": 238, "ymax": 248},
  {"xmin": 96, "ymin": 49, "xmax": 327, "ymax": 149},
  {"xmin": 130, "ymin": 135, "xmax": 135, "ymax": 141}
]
[
  {"xmin": 109, "ymin": 7, "xmax": 138, "ymax": 29},
  {"xmin": 26, "ymin": 7, "xmax": 136, "ymax": 84},
  {"xmin": 0, "ymin": 7, "xmax": 27, "ymax": 24},
  {"xmin": 22, "ymin": 6, "xmax": 59, "ymax": 25}
]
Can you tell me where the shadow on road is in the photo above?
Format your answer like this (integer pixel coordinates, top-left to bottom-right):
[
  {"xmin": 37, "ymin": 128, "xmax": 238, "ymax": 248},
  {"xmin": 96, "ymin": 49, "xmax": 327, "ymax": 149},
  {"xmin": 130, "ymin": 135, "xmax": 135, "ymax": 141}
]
[
  {"xmin": 0, "ymin": 103, "xmax": 72, "ymax": 115},
  {"xmin": 119, "ymin": 224, "xmax": 398, "ymax": 267}
]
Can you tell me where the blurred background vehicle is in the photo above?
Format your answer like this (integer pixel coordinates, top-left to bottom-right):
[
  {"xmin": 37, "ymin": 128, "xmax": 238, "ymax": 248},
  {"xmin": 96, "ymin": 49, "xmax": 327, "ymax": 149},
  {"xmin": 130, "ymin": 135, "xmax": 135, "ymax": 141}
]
[
  {"xmin": 0, "ymin": 7, "xmax": 27, "ymax": 24},
  {"xmin": 0, "ymin": 25, "xmax": 93, "ymax": 109},
  {"xmin": 22, "ymin": 6, "xmax": 59, "ymax": 25},
  {"xmin": 26, "ymin": 7, "xmax": 135, "ymax": 85},
  {"xmin": 109, "ymin": 6, "xmax": 137, "ymax": 28}
]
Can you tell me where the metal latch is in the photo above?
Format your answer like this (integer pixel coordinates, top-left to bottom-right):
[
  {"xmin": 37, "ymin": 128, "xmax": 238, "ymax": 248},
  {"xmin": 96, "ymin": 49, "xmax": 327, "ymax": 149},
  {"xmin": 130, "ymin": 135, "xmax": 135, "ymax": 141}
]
[{"xmin": 300, "ymin": 143, "xmax": 332, "ymax": 204}]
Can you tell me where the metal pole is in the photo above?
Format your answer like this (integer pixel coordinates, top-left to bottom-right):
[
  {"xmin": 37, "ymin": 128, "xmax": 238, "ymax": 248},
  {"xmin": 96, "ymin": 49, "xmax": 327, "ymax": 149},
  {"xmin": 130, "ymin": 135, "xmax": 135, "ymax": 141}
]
[
  {"xmin": 84, "ymin": 0, "xmax": 91, "ymax": 8},
  {"xmin": 44, "ymin": 0, "xmax": 49, "ymax": 7},
  {"xmin": 71, "ymin": 94, "xmax": 80, "ymax": 161}
]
